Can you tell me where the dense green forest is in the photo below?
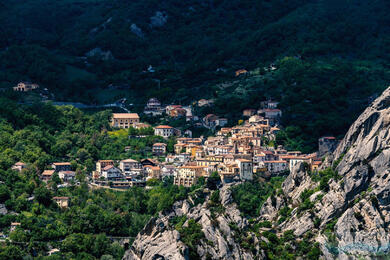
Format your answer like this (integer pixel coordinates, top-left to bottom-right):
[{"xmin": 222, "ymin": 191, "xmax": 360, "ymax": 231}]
[{"xmin": 0, "ymin": 0, "xmax": 389, "ymax": 151}]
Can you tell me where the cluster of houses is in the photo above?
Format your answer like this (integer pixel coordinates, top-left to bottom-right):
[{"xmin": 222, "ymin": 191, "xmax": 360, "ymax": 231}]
[
  {"xmin": 143, "ymin": 98, "xmax": 196, "ymax": 122},
  {"xmin": 164, "ymin": 115, "xmax": 325, "ymax": 187},
  {"xmin": 242, "ymin": 100, "xmax": 282, "ymax": 126},
  {"xmin": 11, "ymin": 97, "xmax": 339, "ymax": 195},
  {"xmin": 94, "ymin": 110, "xmax": 334, "ymax": 188},
  {"xmin": 142, "ymin": 97, "xmax": 229, "ymax": 129},
  {"xmin": 11, "ymin": 162, "xmax": 72, "ymax": 208}
]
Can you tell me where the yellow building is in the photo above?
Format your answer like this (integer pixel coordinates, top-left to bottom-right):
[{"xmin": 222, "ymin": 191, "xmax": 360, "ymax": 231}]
[
  {"xmin": 174, "ymin": 166, "xmax": 207, "ymax": 187},
  {"xmin": 111, "ymin": 113, "xmax": 140, "ymax": 128}
]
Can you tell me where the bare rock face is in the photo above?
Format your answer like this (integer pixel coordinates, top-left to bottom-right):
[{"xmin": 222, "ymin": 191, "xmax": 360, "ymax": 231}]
[
  {"xmin": 264, "ymin": 86, "xmax": 390, "ymax": 259},
  {"xmin": 123, "ymin": 184, "xmax": 254, "ymax": 260},
  {"xmin": 123, "ymin": 215, "xmax": 187, "ymax": 260},
  {"xmin": 258, "ymin": 195, "xmax": 284, "ymax": 222},
  {"xmin": 335, "ymin": 199, "xmax": 390, "ymax": 258},
  {"xmin": 282, "ymin": 163, "xmax": 316, "ymax": 204}
]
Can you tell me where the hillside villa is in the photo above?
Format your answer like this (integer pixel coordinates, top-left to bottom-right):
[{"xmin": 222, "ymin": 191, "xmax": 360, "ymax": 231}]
[
  {"xmin": 13, "ymin": 82, "xmax": 39, "ymax": 92},
  {"xmin": 111, "ymin": 113, "xmax": 140, "ymax": 128}
]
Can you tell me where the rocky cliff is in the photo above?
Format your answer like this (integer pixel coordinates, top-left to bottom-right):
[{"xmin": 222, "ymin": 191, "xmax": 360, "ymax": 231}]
[
  {"xmin": 261, "ymin": 86, "xmax": 390, "ymax": 259},
  {"xmin": 123, "ymin": 185, "xmax": 255, "ymax": 260},
  {"xmin": 123, "ymin": 86, "xmax": 390, "ymax": 259}
]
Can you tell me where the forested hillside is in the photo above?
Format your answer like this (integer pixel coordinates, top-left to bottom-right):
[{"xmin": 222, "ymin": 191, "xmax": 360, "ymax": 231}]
[
  {"xmin": 0, "ymin": 0, "xmax": 389, "ymax": 151},
  {"xmin": 0, "ymin": 97, "xmax": 195, "ymax": 259}
]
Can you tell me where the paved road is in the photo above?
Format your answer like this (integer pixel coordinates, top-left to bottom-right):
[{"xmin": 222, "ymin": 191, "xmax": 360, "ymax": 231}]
[{"xmin": 50, "ymin": 98, "xmax": 130, "ymax": 112}]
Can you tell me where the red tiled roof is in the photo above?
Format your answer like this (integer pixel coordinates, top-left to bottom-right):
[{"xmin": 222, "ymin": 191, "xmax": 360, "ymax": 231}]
[
  {"xmin": 53, "ymin": 196, "xmax": 69, "ymax": 200},
  {"xmin": 103, "ymin": 165, "xmax": 115, "ymax": 171},
  {"xmin": 112, "ymin": 113, "xmax": 139, "ymax": 119},
  {"xmin": 323, "ymin": 136, "xmax": 336, "ymax": 140},
  {"xmin": 52, "ymin": 162, "xmax": 71, "ymax": 166},
  {"xmin": 263, "ymin": 109, "xmax": 281, "ymax": 112},
  {"xmin": 42, "ymin": 170, "xmax": 55, "ymax": 176},
  {"xmin": 155, "ymin": 125, "xmax": 173, "ymax": 129}
]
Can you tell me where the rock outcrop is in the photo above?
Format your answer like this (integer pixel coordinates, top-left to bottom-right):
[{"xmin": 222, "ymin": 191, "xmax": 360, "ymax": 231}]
[
  {"xmin": 124, "ymin": 215, "xmax": 187, "ymax": 260},
  {"xmin": 123, "ymin": 184, "xmax": 254, "ymax": 260},
  {"xmin": 269, "ymin": 86, "xmax": 390, "ymax": 259}
]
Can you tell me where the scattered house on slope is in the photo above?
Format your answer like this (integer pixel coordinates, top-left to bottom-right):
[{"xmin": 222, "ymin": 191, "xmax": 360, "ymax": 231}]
[
  {"xmin": 133, "ymin": 122, "xmax": 151, "ymax": 129},
  {"xmin": 311, "ymin": 160, "xmax": 322, "ymax": 172},
  {"xmin": 243, "ymin": 109, "xmax": 257, "ymax": 117},
  {"xmin": 53, "ymin": 196, "xmax": 70, "ymax": 208},
  {"xmin": 12, "ymin": 162, "xmax": 26, "ymax": 172},
  {"xmin": 144, "ymin": 98, "xmax": 164, "ymax": 116},
  {"xmin": 154, "ymin": 125, "xmax": 174, "ymax": 138},
  {"xmin": 119, "ymin": 159, "xmax": 142, "ymax": 175},
  {"xmin": 169, "ymin": 107, "xmax": 187, "ymax": 118},
  {"xmin": 203, "ymin": 114, "xmax": 219, "ymax": 127},
  {"xmin": 58, "ymin": 171, "xmax": 76, "ymax": 182},
  {"xmin": 260, "ymin": 108, "xmax": 282, "ymax": 119},
  {"xmin": 41, "ymin": 170, "xmax": 55, "ymax": 182},
  {"xmin": 13, "ymin": 82, "xmax": 39, "ymax": 92},
  {"xmin": 153, "ymin": 143, "xmax": 167, "ymax": 155},
  {"xmin": 235, "ymin": 69, "xmax": 248, "ymax": 77},
  {"xmin": 111, "ymin": 113, "xmax": 140, "ymax": 129},
  {"xmin": 101, "ymin": 165, "xmax": 122, "ymax": 180},
  {"xmin": 197, "ymin": 99, "xmax": 214, "ymax": 107},
  {"xmin": 52, "ymin": 162, "xmax": 72, "ymax": 172},
  {"xmin": 10, "ymin": 222, "xmax": 21, "ymax": 232},
  {"xmin": 96, "ymin": 160, "xmax": 114, "ymax": 174},
  {"xmin": 260, "ymin": 100, "xmax": 279, "ymax": 109},
  {"xmin": 141, "ymin": 158, "xmax": 158, "ymax": 167},
  {"xmin": 203, "ymin": 114, "xmax": 228, "ymax": 128}
]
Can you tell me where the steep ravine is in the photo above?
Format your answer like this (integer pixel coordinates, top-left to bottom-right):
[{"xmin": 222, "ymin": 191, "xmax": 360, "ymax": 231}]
[{"xmin": 123, "ymin": 86, "xmax": 390, "ymax": 259}]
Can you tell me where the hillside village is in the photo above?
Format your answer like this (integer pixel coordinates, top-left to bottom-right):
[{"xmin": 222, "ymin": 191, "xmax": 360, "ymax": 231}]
[{"xmin": 11, "ymin": 98, "xmax": 338, "ymax": 206}]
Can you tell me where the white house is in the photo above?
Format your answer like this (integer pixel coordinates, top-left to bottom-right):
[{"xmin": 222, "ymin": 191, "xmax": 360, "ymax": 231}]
[
  {"xmin": 58, "ymin": 171, "xmax": 76, "ymax": 182},
  {"xmin": 154, "ymin": 125, "xmax": 174, "ymax": 138},
  {"xmin": 101, "ymin": 165, "xmax": 123, "ymax": 180},
  {"xmin": 119, "ymin": 159, "xmax": 142, "ymax": 175}
]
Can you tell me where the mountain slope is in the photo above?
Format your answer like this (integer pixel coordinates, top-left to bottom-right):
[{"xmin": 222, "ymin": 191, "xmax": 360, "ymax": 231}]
[
  {"xmin": 124, "ymin": 86, "xmax": 390, "ymax": 259},
  {"xmin": 0, "ymin": 0, "xmax": 389, "ymax": 151}
]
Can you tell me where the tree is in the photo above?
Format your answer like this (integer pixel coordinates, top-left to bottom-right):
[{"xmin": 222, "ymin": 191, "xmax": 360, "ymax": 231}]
[
  {"xmin": 0, "ymin": 245, "xmax": 24, "ymax": 260},
  {"xmin": 34, "ymin": 186, "xmax": 53, "ymax": 206},
  {"xmin": 206, "ymin": 171, "xmax": 221, "ymax": 190},
  {"xmin": 0, "ymin": 185, "xmax": 10, "ymax": 202}
]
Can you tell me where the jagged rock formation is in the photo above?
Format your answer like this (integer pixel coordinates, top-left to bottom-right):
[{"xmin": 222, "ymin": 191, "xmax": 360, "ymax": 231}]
[
  {"xmin": 264, "ymin": 86, "xmax": 390, "ymax": 259},
  {"xmin": 123, "ymin": 185, "xmax": 254, "ymax": 260},
  {"xmin": 124, "ymin": 86, "xmax": 390, "ymax": 259}
]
